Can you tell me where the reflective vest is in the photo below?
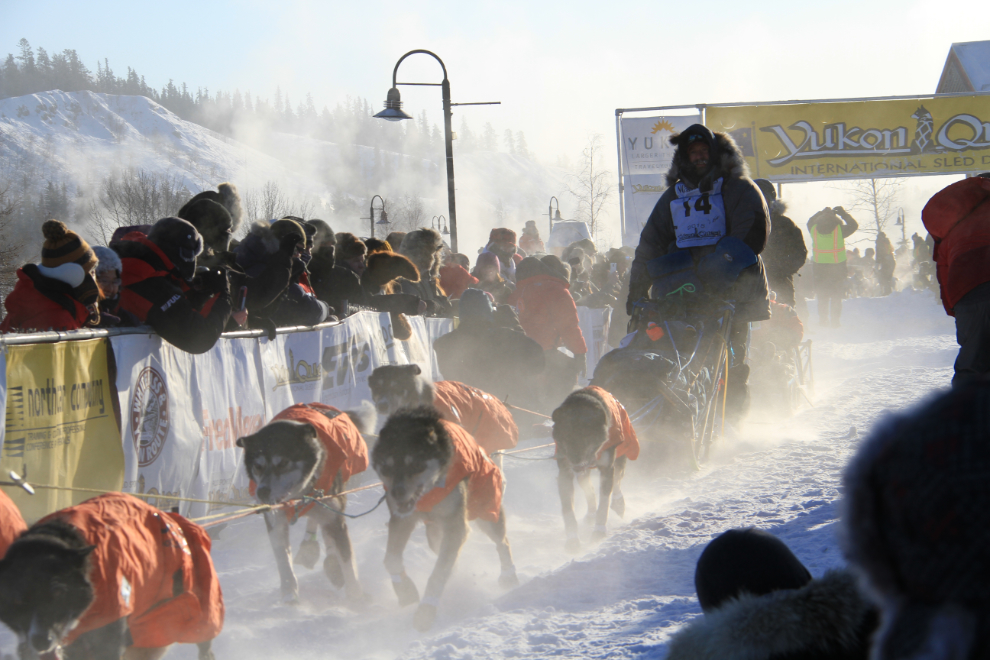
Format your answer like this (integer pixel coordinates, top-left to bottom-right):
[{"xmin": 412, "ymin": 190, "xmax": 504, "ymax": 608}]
[{"xmin": 813, "ymin": 225, "xmax": 846, "ymax": 264}]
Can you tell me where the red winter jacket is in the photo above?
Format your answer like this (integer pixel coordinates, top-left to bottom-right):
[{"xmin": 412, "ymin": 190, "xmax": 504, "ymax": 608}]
[
  {"xmin": 251, "ymin": 403, "xmax": 369, "ymax": 520},
  {"xmin": 0, "ymin": 266, "xmax": 90, "ymax": 333},
  {"xmin": 433, "ymin": 381, "xmax": 518, "ymax": 454},
  {"xmin": 438, "ymin": 264, "xmax": 479, "ymax": 300},
  {"xmin": 922, "ymin": 177, "xmax": 990, "ymax": 315},
  {"xmin": 0, "ymin": 489, "xmax": 27, "ymax": 557},
  {"xmin": 41, "ymin": 493, "xmax": 224, "ymax": 649},
  {"xmin": 118, "ymin": 233, "xmax": 231, "ymax": 353},
  {"xmin": 507, "ymin": 274, "xmax": 587, "ymax": 354},
  {"xmin": 416, "ymin": 420, "xmax": 503, "ymax": 522}
]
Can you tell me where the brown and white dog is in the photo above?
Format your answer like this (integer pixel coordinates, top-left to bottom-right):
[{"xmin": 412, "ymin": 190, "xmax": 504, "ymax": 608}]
[
  {"xmin": 0, "ymin": 493, "xmax": 223, "ymax": 660},
  {"xmin": 371, "ymin": 406, "xmax": 518, "ymax": 631},
  {"xmin": 368, "ymin": 364, "xmax": 518, "ymax": 457},
  {"xmin": 552, "ymin": 386, "xmax": 640, "ymax": 553},
  {"xmin": 236, "ymin": 402, "xmax": 373, "ymax": 604}
]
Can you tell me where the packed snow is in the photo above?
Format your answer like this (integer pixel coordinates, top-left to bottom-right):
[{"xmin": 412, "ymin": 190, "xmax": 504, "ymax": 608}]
[{"xmin": 15, "ymin": 288, "xmax": 935, "ymax": 660}]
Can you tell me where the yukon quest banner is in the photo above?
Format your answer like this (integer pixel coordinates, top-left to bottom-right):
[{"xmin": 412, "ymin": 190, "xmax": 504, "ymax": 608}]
[
  {"xmin": 620, "ymin": 114, "xmax": 701, "ymax": 247},
  {"xmin": 706, "ymin": 94, "xmax": 990, "ymax": 182},
  {"xmin": 0, "ymin": 339, "xmax": 123, "ymax": 521}
]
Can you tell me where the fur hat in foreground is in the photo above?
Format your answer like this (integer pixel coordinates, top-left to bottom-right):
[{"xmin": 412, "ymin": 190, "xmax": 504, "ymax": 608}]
[
  {"xmin": 666, "ymin": 570, "xmax": 874, "ymax": 659},
  {"xmin": 361, "ymin": 252, "xmax": 419, "ymax": 290},
  {"xmin": 842, "ymin": 381, "xmax": 990, "ymax": 659},
  {"xmin": 179, "ymin": 182, "xmax": 243, "ymax": 233},
  {"xmin": 399, "ymin": 228, "xmax": 445, "ymax": 278}
]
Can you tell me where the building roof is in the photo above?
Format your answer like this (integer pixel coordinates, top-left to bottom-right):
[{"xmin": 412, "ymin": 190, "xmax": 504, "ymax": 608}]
[{"xmin": 937, "ymin": 41, "xmax": 990, "ymax": 93}]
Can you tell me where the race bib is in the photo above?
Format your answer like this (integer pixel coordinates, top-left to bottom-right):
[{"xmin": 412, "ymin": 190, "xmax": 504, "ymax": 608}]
[{"xmin": 670, "ymin": 178, "xmax": 727, "ymax": 248}]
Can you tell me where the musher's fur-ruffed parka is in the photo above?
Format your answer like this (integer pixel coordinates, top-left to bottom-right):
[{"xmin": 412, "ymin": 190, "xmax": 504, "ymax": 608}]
[
  {"xmin": 666, "ymin": 570, "xmax": 876, "ymax": 660},
  {"xmin": 628, "ymin": 127, "xmax": 771, "ymax": 321}
]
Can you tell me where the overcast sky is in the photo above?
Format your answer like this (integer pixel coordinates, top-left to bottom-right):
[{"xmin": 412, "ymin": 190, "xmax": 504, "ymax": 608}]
[{"xmin": 2, "ymin": 0, "xmax": 986, "ymax": 241}]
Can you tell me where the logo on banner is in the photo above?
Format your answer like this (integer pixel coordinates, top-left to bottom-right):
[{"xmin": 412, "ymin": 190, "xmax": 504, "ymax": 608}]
[
  {"xmin": 130, "ymin": 367, "xmax": 170, "ymax": 467},
  {"xmin": 760, "ymin": 106, "xmax": 990, "ymax": 167},
  {"xmin": 270, "ymin": 349, "xmax": 322, "ymax": 390}
]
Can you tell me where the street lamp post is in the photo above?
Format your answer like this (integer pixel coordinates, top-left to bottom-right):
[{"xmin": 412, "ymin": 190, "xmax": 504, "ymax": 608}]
[
  {"xmin": 373, "ymin": 50, "xmax": 499, "ymax": 253},
  {"xmin": 432, "ymin": 215, "xmax": 449, "ymax": 235},
  {"xmin": 548, "ymin": 196, "xmax": 561, "ymax": 238},
  {"xmin": 368, "ymin": 194, "xmax": 387, "ymax": 239}
]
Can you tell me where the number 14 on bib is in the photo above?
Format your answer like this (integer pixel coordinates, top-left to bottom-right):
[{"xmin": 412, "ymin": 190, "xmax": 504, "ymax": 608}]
[{"xmin": 670, "ymin": 178, "xmax": 727, "ymax": 248}]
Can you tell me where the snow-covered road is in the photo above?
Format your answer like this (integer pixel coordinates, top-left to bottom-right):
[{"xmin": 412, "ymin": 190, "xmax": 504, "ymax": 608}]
[{"xmin": 0, "ymin": 289, "xmax": 956, "ymax": 660}]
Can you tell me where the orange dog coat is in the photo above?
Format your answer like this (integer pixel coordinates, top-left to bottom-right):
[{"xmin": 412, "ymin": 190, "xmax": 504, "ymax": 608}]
[
  {"xmin": 40, "ymin": 493, "xmax": 224, "ymax": 648},
  {"xmin": 433, "ymin": 381, "xmax": 518, "ymax": 454},
  {"xmin": 415, "ymin": 420, "xmax": 503, "ymax": 523},
  {"xmin": 583, "ymin": 386, "xmax": 641, "ymax": 461},
  {"xmin": 250, "ymin": 403, "xmax": 369, "ymax": 520}
]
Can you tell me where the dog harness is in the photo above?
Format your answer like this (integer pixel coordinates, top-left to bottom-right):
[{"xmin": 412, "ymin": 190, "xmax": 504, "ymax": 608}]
[
  {"xmin": 254, "ymin": 403, "xmax": 369, "ymax": 521},
  {"xmin": 584, "ymin": 386, "xmax": 641, "ymax": 461},
  {"xmin": 416, "ymin": 420, "xmax": 504, "ymax": 523},
  {"xmin": 671, "ymin": 178, "xmax": 727, "ymax": 248},
  {"xmin": 40, "ymin": 493, "xmax": 224, "ymax": 649},
  {"xmin": 0, "ymin": 489, "xmax": 26, "ymax": 557},
  {"xmin": 433, "ymin": 381, "xmax": 518, "ymax": 454}
]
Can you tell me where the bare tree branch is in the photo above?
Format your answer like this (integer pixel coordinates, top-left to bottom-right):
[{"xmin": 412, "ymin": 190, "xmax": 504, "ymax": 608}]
[{"xmin": 566, "ymin": 133, "xmax": 614, "ymax": 247}]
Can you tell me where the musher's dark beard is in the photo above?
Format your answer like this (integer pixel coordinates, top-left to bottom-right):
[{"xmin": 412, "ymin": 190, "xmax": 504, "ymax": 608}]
[{"xmin": 692, "ymin": 159, "xmax": 711, "ymax": 179}]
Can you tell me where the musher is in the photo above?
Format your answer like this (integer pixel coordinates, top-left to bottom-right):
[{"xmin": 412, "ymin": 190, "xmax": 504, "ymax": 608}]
[{"xmin": 626, "ymin": 124, "xmax": 770, "ymax": 424}]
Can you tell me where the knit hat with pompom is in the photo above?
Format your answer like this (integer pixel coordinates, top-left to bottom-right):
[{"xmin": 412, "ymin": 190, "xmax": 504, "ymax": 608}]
[{"xmin": 41, "ymin": 220, "xmax": 98, "ymax": 272}]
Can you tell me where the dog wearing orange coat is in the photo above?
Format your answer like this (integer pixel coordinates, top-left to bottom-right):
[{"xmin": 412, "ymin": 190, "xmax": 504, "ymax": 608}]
[{"xmin": 0, "ymin": 493, "xmax": 223, "ymax": 660}]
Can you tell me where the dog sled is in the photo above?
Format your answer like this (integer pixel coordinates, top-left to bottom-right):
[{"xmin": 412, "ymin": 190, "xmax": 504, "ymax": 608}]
[{"xmin": 591, "ymin": 238, "xmax": 761, "ymax": 465}]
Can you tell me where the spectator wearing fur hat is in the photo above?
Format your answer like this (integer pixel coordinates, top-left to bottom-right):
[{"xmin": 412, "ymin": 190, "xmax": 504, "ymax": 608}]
[
  {"xmin": 233, "ymin": 219, "xmax": 310, "ymax": 333},
  {"xmin": 471, "ymin": 252, "xmax": 515, "ymax": 304},
  {"xmin": 485, "ymin": 228, "xmax": 521, "ymax": 282},
  {"xmin": 335, "ymin": 233, "xmax": 368, "ymax": 276},
  {"xmin": 178, "ymin": 184, "xmax": 242, "ymax": 269},
  {"xmin": 272, "ymin": 219, "xmax": 330, "ymax": 327},
  {"xmin": 399, "ymin": 228, "xmax": 453, "ymax": 317},
  {"xmin": 667, "ymin": 527, "xmax": 877, "ymax": 659},
  {"xmin": 509, "ymin": 256, "xmax": 587, "ymax": 409},
  {"xmin": 842, "ymin": 381, "xmax": 990, "ymax": 659},
  {"xmin": 439, "ymin": 253, "xmax": 479, "ymax": 301},
  {"xmin": 1, "ymin": 220, "xmax": 103, "ymax": 332},
  {"xmin": 519, "ymin": 220, "xmax": 545, "ymax": 255},
  {"xmin": 116, "ymin": 217, "xmax": 232, "ymax": 353}
]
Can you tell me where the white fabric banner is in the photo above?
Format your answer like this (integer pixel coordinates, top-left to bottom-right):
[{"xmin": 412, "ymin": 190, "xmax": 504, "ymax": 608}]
[
  {"xmin": 111, "ymin": 334, "xmax": 203, "ymax": 516},
  {"xmin": 620, "ymin": 114, "xmax": 701, "ymax": 247}
]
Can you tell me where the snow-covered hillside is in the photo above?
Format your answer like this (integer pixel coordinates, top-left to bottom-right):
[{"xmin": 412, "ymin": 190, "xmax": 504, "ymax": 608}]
[
  {"xmin": 0, "ymin": 90, "xmax": 570, "ymax": 254},
  {"xmin": 2, "ymin": 289, "xmax": 943, "ymax": 660}
]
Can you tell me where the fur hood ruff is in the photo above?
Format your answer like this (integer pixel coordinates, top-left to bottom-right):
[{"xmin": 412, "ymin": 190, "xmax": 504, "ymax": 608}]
[
  {"xmin": 665, "ymin": 131, "xmax": 749, "ymax": 190},
  {"xmin": 399, "ymin": 228, "xmax": 445, "ymax": 279},
  {"xmin": 666, "ymin": 570, "xmax": 872, "ymax": 660}
]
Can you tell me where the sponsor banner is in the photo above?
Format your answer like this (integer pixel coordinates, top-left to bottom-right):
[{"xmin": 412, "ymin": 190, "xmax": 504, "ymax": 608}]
[
  {"xmin": 112, "ymin": 335, "xmax": 202, "ymax": 516},
  {"xmin": 577, "ymin": 307, "xmax": 612, "ymax": 387},
  {"xmin": 191, "ymin": 337, "xmax": 266, "ymax": 519},
  {"xmin": 0, "ymin": 339, "xmax": 123, "ymax": 521},
  {"xmin": 620, "ymin": 114, "xmax": 700, "ymax": 247},
  {"xmin": 706, "ymin": 95, "xmax": 990, "ymax": 182},
  {"xmin": 425, "ymin": 318, "xmax": 455, "ymax": 381}
]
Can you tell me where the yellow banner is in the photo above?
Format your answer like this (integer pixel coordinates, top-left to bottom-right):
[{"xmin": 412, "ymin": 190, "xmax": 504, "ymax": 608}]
[
  {"xmin": 706, "ymin": 95, "xmax": 990, "ymax": 181},
  {"xmin": 1, "ymin": 339, "xmax": 123, "ymax": 522}
]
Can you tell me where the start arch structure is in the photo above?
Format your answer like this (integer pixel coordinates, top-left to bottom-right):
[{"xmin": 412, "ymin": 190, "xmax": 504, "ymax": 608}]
[{"xmin": 615, "ymin": 91, "xmax": 990, "ymax": 247}]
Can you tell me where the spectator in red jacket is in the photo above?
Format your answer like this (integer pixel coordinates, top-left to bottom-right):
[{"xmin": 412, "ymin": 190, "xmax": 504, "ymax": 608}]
[
  {"xmin": 118, "ymin": 217, "xmax": 232, "ymax": 354},
  {"xmin": 439, "ymin": 253, "xmax": 479, "ymax": 300},
  {"xmin": 509, "ymin": 256, "xmax": 587, "ymax": 408},
  {"xmin": 1, "ymin": 220, "xmax": 102, "ymax": 333},
  {"xmin": 922, "ymin": 173, "xmax": 990, "ymax": 386}
]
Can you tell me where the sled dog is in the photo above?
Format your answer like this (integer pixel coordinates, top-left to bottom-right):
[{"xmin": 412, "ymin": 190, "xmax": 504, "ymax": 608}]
[
  {"xmin": 236, "ymin": 402, "xmax": 373, "ymax": 604},
  {"xmin": 368, "ymin": 364, "xmax": 518, "ymax": 456},
  {"xmin": 371, "ymin": 406, "xmax": 518, "ymax": 631},
  {"xmin": 552, "ymin": 386, "xmax": 640, "ymax": 552},
  {"xmin": 0, "ymin": 493, "xmax": 222, "ymax": 660}
]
